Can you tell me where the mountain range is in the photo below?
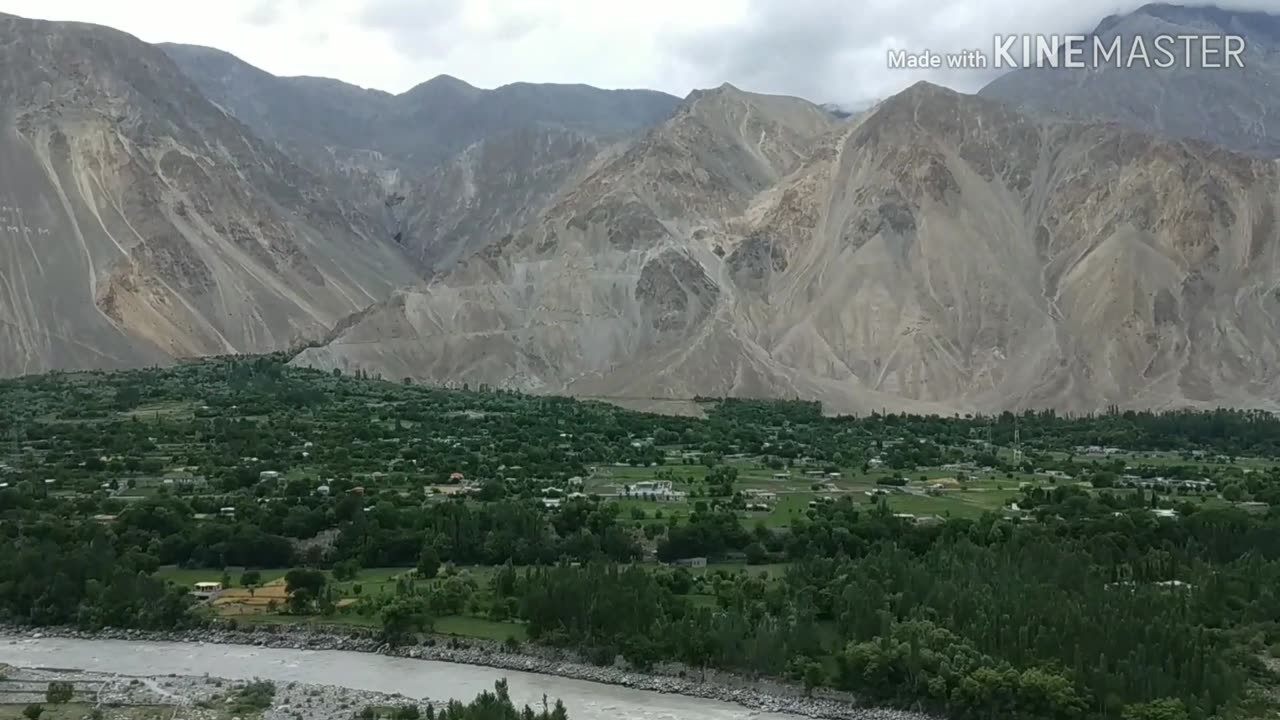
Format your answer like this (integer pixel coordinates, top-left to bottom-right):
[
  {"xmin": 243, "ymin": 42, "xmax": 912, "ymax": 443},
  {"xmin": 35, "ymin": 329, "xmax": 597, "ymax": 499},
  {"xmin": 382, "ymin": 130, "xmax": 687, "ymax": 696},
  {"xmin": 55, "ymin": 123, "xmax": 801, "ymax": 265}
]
[
  {"xmin": 296, "ymin": 80, "xmax": 1280, "ymax": 414},
  {"xmin": 2, "ymin": 4, "xmax": 1280, "ymax": 413}
]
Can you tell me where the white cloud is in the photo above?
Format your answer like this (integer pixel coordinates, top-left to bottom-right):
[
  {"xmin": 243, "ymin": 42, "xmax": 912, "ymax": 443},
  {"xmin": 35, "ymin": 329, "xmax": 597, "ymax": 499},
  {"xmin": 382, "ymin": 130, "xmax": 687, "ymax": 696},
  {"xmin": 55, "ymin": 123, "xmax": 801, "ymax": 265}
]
[{"xmin": 0, "ymin": 0, "xmax": 1274, "ymax": 102}]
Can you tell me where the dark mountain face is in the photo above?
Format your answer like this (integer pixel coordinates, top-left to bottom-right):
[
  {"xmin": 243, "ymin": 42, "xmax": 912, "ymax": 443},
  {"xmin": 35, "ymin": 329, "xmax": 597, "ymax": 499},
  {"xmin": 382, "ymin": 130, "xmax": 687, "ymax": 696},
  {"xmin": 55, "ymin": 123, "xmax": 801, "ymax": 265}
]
[
  {"xmin": 159, "ymin": 43, "xmax": 683, "ymax": 276},
  {"xmin": 980, "ymin": 3, "xmax": 1280, "ymax": 157},
  {"xmin": 155, "ymin": 43, "xmax": 395, "ymax": 158},
  {"xmin": 160, "ymin": 43, "xmax": 680, "ymax": 168}
]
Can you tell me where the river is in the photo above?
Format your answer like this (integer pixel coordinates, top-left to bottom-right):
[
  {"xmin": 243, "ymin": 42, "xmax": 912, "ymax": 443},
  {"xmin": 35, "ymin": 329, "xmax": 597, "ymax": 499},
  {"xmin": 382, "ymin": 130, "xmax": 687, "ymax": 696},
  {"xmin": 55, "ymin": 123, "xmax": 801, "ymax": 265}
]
[{"xmin": 0, "ymin": 635, "xmax": 807, "ymax": 720}]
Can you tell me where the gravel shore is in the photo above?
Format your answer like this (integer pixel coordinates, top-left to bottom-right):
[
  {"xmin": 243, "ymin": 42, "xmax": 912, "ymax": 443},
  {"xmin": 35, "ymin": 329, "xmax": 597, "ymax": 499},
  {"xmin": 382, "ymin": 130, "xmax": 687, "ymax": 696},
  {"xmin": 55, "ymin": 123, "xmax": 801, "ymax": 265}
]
[
  {"xmin": 1, "ymin": 624, "xmax": 935, "ymax": 720},
  {"xmin": 1, "ymin": 664, "xmax": 434, "ymax": 720}
]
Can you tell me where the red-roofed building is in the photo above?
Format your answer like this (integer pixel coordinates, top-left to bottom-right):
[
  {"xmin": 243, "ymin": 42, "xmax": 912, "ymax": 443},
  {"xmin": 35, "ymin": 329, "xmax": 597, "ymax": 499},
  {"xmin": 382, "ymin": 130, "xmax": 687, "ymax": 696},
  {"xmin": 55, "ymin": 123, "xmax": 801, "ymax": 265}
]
[{"xmin": 449, "ymin": 472, "xmax": 465, "ymax": 482}]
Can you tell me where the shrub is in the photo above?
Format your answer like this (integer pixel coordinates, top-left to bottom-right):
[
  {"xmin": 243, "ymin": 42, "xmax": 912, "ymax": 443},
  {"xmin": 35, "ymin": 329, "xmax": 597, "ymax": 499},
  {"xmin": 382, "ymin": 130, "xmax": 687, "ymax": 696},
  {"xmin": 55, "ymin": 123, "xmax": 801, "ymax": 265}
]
[
  {"xmin": 230, "ymin": 679, "xmax": 276, "ymax": 715},
  {"xmin": 45, "ymin": 681, "xmax": 73, "ymax": 704}
]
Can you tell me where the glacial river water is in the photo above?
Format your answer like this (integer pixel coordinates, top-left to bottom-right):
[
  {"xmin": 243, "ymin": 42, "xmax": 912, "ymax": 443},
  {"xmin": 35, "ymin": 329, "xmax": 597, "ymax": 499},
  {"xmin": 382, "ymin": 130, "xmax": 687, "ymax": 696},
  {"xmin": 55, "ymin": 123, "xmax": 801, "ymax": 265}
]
[{"xmin": 0, "ymin": 635, "xmax": 807, "ymax": 720}]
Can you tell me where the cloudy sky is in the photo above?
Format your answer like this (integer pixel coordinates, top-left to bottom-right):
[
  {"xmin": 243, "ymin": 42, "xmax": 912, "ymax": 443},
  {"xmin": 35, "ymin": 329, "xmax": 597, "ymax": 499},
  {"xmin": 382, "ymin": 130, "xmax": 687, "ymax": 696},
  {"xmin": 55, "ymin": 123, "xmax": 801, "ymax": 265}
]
[{"xmin": 0, "ymin": 0, "xmax": 1273, "ymax": 103}]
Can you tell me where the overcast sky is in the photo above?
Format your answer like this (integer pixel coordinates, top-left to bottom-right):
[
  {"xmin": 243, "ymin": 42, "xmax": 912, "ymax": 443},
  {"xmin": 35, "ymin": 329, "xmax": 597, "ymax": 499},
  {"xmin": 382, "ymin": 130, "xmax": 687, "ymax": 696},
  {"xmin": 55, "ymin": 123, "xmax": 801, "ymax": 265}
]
[{"xmin": 0, "ymin": 0, "xmax": 1274, "ymax": 103}]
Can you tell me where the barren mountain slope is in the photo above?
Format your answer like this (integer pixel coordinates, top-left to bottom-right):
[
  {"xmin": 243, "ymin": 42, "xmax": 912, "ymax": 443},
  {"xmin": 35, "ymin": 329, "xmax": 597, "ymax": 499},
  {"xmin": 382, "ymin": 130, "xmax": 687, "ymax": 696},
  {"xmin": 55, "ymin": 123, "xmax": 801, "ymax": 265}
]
[
  {"xmin": 726, "ymin": 82, "xmax": 1280, "ymax": 412},
  {"xmin": 297, "ymin": 81, "xmax": 1280, "ymax": 413},
  {"xmin": 291, "ymin": 85, "xmax": 844, "ymax": 395},
  {"xmin": 0, "ymin": 13, "xmax": 416, "ymax": 375},
  {"xmin": 982, "ymin": 3, "xmax": 1280, "ymax": 157},
  {"xmin": 397, "ymin": 127, "xmax": 605, "ymax": 272}
]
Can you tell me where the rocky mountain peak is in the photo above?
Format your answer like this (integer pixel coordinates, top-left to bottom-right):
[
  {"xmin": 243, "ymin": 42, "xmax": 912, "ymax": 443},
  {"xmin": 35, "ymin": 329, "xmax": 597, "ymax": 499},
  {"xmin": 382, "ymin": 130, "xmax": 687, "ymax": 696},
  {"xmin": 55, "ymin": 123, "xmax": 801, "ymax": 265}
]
[{"xmin": 400, "ymin": 73, "xmax": 483, "ymax": 104}]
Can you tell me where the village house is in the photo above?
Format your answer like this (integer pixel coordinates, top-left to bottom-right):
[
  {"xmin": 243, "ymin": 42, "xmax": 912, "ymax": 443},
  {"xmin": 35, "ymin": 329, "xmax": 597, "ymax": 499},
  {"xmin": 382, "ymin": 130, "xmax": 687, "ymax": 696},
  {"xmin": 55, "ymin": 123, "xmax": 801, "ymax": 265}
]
[
  {"xmin": 192, "ymin": 582, "xmax": 223, "ymax": 599},
  {"xmin": 1121, "ymin": 475, "xmax": 1214, "ymax": 492},
  {"xmin": 1079, "ymin": 446, "xmax": 1124, "ymax": 456},
  {"xmin": 626, "ymin": 480, "xmax": 685, "ymax": 502}
]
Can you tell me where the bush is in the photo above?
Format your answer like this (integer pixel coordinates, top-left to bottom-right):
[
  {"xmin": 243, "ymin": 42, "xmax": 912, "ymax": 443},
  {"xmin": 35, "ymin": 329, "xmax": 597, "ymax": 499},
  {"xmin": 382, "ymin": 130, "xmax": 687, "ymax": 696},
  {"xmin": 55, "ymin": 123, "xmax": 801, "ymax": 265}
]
[
  {"xmin": 22, "ymin": 706, "xmax": 43, "ymax": 720},
  {"xmin": 45, "ymin": 681, "xmax": 73, "ymax": 704},
  {"xmin": 231, "ymin": 679, "xmax": 276, "ymax": 715},
  {"xmin": 333, "ymin": 560, "xmax": 361, "ymax": 582},
  {"xmin": 416, "ymin": 547, "xmax": 440, "ymax": 580},
  {"xmin": 392, "ymin": 706, "xmax": 421, "ymax": 720}
]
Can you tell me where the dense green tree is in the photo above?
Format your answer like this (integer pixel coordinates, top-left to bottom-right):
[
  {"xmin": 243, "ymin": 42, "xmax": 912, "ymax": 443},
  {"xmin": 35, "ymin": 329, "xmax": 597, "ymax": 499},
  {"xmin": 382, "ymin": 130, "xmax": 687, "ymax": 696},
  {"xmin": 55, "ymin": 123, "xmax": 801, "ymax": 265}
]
[{"xmin": 416, "ymin": 547, "xmax": 441, "ymax": 580}]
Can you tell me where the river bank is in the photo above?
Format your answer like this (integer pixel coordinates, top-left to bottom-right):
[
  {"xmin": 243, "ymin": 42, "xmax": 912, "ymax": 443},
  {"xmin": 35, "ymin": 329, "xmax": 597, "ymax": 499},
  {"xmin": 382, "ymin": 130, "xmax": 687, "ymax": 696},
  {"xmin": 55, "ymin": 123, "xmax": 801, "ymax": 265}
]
[
  {"xmin": 0, "ymin": 664, "xmax": 434, "ymax": 720},
  {"xmin": 0, "ymin": 625, "xmax": 933, "ymax": 720}
]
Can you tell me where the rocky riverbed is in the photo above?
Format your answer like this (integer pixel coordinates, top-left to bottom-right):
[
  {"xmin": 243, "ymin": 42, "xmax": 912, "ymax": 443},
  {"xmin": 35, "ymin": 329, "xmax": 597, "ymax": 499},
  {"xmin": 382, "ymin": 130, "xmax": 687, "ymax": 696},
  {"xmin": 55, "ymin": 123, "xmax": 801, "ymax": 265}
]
[
  {"xmin": 0, "ymin": 665, "xmax": 431, "ymax": 720},
  {"xmin": 0, "ymin": 625, "xmax": 934, "ymax": 720}
]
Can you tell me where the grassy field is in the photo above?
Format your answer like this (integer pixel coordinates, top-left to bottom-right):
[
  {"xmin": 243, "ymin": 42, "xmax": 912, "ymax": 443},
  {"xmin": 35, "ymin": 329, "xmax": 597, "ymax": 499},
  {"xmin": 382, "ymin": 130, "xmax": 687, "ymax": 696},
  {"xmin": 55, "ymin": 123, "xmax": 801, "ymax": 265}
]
[
  {"xmin": 157, "ymin": 566, "xmax": 410, "ymax": 627},
  {"xmin": 155, "ymin": 566, "xmax": 403, "ymax": 593},
  {"xmin": 155, "ymin": 567, "xmax": 288, "ymax": 587},
  {"xmin": 763, "ymin": 493, "xmax": 820, "ymax": 527},
  {"xmin": 608, "ymin": 497, "xmax": 695, "ymax": 521},
  {"xmin": 587, "ymin": 456, "xmax": 1071, "ymax": 526},
  {"xmin": 119, "ymin": 400, "xmax": 199, "ymax": 420},
  {"xmin": 885, "ymin": 493, "xmax": 1003, "ymax": 519},
  {"xmin": 434, "ymin": 615, "xmax": 527, "ymax": 642},
  {"xmin": 696, "ymin": 562, "xmax": 791, "ymax": 578},
  {"xmin": 591, "ymin": 443, "xmax": 1245, "ymax": 527}
]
